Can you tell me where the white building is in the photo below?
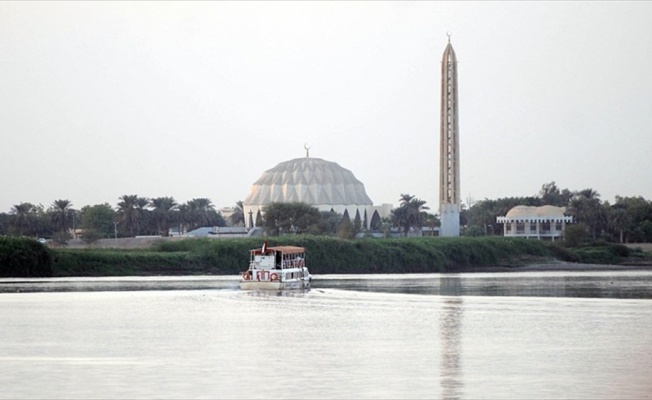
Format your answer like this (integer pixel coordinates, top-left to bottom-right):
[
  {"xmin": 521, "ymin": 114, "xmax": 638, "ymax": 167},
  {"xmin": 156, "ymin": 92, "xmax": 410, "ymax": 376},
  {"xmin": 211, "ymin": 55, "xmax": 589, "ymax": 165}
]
[
  {"xmin": 243, "ymin": 156, "xmax": 390, "ymax": 230},
  {"xmin": 496, "ymin": 205, "xmax": 573, "ymax": 242}
]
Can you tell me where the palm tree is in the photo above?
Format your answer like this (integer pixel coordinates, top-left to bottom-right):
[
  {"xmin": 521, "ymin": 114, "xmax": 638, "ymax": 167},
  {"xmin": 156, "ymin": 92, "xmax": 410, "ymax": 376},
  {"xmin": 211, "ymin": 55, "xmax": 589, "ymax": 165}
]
[
  {"xmin": 116, "ymin": 195, "xmax": 140, "ymax": 237},
  {"xmin": 10, "ymin": 202, "xmax": 35, "ymax": 236},
  {"xmin": 50, "ymin": 199, "xmax": 73, "ymax": 235},
  {"xmin": 569, "ymin": 189, "xmax": 606, "ymax": 239},
  {"xmin": 609, "ymin": 208, "xmax": 631, "ymax": 243},
  {"xmin": 186, "ymin": 198, "xmax": 215, "ymax": 230},
  {"xmin": 425, "ymin": 213, "xmax": 440, "ymax": 236},
  {"xmin": 399, "ymin": 194, "xmax": 415, "ymax": 207},
  {"xmin": 394, "ymin": 194, "xmax": 429, "ymax": 236},
  {"xmin": 408, "ymin": 197, "xmax": 429, "ymax": 233},
  {"xmin": 149, "ymin": 197, "xmax": 178, "ymax": 236},
  {"xmin": 229, "ymin": 201, "xmax": 245, "ymax": 226},
  {"xmin": 136, "ymin": 197, "xmax": 150, "ymax": 235},
  {"xmin": 391, "ymin": 206, "xmax": 411, "ymax": 237}
]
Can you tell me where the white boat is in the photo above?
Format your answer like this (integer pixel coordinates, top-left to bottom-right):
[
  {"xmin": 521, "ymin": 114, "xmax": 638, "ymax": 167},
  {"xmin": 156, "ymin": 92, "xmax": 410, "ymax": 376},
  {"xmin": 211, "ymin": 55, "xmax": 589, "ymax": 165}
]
[{"xmin": 240, "ymin": 241, "xmax": 312, "ymax": 290}]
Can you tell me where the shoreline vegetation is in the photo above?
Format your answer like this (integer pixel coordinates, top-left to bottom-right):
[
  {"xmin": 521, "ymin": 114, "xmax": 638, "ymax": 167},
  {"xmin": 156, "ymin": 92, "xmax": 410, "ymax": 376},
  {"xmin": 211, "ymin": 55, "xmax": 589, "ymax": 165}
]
[{"xmin": 2, "ymin": 236, "xmax": 651, "ymax": 278}]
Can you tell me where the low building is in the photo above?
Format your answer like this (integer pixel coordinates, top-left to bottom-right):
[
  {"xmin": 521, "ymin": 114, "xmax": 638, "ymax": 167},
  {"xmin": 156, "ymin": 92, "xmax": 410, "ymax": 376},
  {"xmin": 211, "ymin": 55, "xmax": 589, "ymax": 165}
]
[
  {"xmin": 496, "ymin": 205, "xmax": 573, "ymax": 242},
  {"xmin": 185, "ymin": 226, "xmax": 252, "ymax": 238}
]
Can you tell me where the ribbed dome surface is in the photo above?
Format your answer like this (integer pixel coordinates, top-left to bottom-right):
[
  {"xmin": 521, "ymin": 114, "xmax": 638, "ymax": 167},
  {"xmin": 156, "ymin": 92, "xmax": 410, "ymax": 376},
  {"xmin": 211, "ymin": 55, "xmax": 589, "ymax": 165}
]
[
  {"xmin": 244, "ymin": 157, "xmax": 373, "ymax": 206},
  {"xmin": 505, "ymin": 205, "xmax": 566, "ymax": 219}
]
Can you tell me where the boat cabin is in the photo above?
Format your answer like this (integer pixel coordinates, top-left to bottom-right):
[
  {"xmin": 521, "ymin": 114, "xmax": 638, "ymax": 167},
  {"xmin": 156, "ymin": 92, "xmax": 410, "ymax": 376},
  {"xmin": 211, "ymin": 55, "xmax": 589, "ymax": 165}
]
[{"xmin": 249, "ymin": 246, "xmax": 306, "ymax": 271}]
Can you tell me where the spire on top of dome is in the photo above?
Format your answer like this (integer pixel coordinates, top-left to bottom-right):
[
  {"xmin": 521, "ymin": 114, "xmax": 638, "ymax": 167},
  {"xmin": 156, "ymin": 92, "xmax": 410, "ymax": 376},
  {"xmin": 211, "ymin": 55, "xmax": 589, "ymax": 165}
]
[{"xmin": 304, "ymin": 143, "xmax": 311, "ymax": 158}]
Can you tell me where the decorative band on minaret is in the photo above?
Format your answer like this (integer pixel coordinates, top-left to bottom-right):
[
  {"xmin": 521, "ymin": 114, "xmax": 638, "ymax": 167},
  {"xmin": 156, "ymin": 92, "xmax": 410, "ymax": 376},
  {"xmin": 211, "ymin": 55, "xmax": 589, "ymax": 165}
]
[{"xmin": 439, "ymin": 34, "xmax": 461, "ymax": 237}]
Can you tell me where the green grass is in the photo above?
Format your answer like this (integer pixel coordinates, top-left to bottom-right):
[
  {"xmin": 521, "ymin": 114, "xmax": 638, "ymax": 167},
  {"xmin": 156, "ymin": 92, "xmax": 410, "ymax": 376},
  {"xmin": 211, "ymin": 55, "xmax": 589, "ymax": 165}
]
[
  {"xmin": 52, "ymin": 236, "xmax": 558, "ymax": 276},
  {"xmin": 2, "ymin": 235, "xmax": 645, "ymax": 277}
]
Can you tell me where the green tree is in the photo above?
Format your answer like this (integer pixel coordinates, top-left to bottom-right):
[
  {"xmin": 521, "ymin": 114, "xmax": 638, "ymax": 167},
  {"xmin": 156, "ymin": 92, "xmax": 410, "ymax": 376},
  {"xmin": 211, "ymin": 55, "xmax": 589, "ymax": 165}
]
[
  {"xmin": 80, "ymin": 203, "xmax": 116, "ymax": 238},
  {"xmin": 564, "ymin": 223, "xmax": 589, "ymax": 247},
  {"xmin": 611, "ymin": 196, "xmax": 652, "ymax": 243},
  {"xmin": 608, "ymin": 207, "xmax": 631, "ymax": 243},
  {"xmin": 539, "ymin": 181, "xmax": 572, "ymax": 207},
  {"xmin": 229, "ymin": 201, "xmax": 245, "ymax": 226},
  {"xmin": 336, "ymin": 219, "xmax": 356, "ymax": 239},
  {"xmin": 466, "ymin": 200, "xmax": 495, "ymax": 235},
  {"xmin": 136, "ymin": 197, "xmax": 151, "ymax": 235},
  {"xmin": 175, "ymin": 203, "xmax": 191, "ymax": 236},
  {"xmin": 390, "ymin": 205, "xmax": 411, "ymax": 236},
  {"xmin": 425, "ymin": 213, "xmax": 440, "ymax": 236},
  {"xmin": 263, "ymin": 202, "xmax": 321, "ymax": 235},
  {"xmin": 116, "ymin": 195, "xmax": 141, "ymax": 237},
  {"xmin": 310, "ymin": 210, "xmax": 342, "ymax": 235},
  {"xmin": 408, "ymin": 197, "xmax": 429, "ymax": 233},
  {"xmin": 49, "ymin": 199, "xmax": 73, "ymax": 236},
  {"xmin": 81, "ymin": 229, "xmax": 102, "ymax": 246},
  {"xmin": 391, "ymin": 194, "xmax": 429, "ymax": 236},
  {"xmin": 149, "ymin": 197, "xmax": 178, "ymax": 236},
  {"xmin": 465, "ymin": 225, "xmax": 484, "ymax": 237},
  {"xmin": 568, "ymin": 189, "xmax": 607, "ymax": 239},
  {"xmin": 186, "ymin": 198, "xmax": 216, "ymax": 231},
  {"xmin": 640, "ymin": 220, "xmax": 652, "ymax": 242},
  {"xmin": 0, "ymin": 213, "xmax": 9, "ymax": 235},
  {"xmin": 9, "ymin": 203, "xmax": 36, "ymax": 236}
]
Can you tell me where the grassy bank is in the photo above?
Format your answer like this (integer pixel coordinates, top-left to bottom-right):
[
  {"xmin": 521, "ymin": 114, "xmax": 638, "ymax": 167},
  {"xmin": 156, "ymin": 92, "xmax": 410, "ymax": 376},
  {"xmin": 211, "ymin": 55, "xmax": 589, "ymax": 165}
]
[{"xmin": 2, "ymin": 236, "xmax": 649, "ymax": 278}]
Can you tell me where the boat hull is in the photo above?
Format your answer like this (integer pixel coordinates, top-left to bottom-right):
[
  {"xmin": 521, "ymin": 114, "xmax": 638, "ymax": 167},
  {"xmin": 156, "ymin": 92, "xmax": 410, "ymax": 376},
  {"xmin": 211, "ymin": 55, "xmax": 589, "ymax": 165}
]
[{"xmin": 239, "ymin": 277, "xmax": 311, "ymax": 291}]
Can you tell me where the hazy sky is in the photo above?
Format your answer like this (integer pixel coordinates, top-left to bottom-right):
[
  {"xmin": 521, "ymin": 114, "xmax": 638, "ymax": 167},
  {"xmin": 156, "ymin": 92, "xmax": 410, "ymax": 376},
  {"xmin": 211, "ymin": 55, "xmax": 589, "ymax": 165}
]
[{"xmin": 1, "ymin": 1, "xmax": 651, "ymax": 214}]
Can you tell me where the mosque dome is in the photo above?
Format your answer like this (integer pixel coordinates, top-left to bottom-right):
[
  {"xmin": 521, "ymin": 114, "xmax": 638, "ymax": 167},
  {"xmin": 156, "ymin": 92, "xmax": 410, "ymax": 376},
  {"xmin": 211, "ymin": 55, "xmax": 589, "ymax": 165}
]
[
  {"xmin": 243, "ymin": 157, "xmax": 375, "ymax": 228},
  {"xmin": 244, "ymin": 157, "xmax": 373, "ymax": 206},
  {"xmin": 504, "ymin": 205, "xmax": 568, "ymax": 221}
]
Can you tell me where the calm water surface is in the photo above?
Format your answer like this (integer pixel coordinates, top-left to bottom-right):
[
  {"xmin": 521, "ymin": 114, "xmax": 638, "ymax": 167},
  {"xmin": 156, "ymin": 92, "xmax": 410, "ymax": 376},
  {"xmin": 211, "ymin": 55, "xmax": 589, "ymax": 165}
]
[{"xmin": 1, "ymin": 271, "xmax": 651, "ymax": 399}]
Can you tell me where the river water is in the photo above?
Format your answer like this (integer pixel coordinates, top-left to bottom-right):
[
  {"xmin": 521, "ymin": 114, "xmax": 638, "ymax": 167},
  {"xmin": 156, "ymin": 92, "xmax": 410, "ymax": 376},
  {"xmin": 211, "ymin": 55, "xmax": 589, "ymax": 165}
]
[{"xmin": 1, "ymin": 270, "xmax": 651, "ymax": 399}]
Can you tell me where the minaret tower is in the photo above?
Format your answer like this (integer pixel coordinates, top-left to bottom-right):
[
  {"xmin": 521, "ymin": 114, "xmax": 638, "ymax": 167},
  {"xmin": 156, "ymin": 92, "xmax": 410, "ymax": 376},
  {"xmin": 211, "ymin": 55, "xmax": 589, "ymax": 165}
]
[{"xmin": 439, "ymin": 33, "xmax": 461, "ymax": 237}]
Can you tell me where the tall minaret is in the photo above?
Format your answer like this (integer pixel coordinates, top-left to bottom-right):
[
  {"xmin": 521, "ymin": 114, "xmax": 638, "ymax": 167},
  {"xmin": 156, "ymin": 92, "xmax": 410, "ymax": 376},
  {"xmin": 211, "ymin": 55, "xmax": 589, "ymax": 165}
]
[{"xmin": 439, "ymin": 34, "xmax": 461, "ymax": 237}]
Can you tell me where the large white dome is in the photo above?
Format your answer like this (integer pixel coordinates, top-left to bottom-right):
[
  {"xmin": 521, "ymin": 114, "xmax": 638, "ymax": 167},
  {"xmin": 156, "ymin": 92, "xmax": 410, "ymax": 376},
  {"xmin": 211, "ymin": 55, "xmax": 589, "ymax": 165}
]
[
  {"xmin": 499, "ymin": 205, "xmax": 571, "ymax": 223},
  {"xmin": 244, "ymin": 157, "xmax": 373, "ymax": 206},
  {"xmin": 243, "ymin": 157, "xmax": 374, "ymax": 228}
]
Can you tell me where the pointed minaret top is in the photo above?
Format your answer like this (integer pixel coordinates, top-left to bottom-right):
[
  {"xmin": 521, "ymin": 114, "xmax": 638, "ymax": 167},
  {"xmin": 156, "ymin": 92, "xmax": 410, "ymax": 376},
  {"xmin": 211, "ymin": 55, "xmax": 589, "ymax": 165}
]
[{"xmin": 446, "ymin": 31, "xmax": 452, "ymax": 43}]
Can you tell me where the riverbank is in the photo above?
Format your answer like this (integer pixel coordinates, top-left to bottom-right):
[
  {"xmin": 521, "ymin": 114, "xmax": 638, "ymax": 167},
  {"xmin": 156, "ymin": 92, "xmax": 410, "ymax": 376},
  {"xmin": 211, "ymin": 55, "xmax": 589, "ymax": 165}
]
[
  {"xmin": 3, "ymin": 236, "xmax": 651, "ymax": 277},
  {"xmin": 51, "ymin": 236, "xmax": 652, "ymax": 277}
]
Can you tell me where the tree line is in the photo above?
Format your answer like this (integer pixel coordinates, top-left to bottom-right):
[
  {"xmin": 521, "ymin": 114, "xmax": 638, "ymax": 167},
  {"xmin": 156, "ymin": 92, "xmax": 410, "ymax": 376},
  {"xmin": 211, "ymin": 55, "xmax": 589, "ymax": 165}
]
[
  {"xmin": 462, "ymin": 182, "xmax": 652, "ymax": 244},
  {"xmin": 0, "ymin": 192, "xmax": 435, "ymax": 243},
  {"xmin": 0, "ymin": 195, "xmax": 232, "ymax": 244},
  {"xmin": 2, "ymin": 182, "xmax": 651, "ymax": 245}
]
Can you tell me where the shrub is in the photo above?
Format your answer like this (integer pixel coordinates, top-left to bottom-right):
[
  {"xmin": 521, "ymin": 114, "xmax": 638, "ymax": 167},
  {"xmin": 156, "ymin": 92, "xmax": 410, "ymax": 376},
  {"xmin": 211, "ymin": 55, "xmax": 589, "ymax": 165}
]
[{"xmin": 0, "ymin": 236, "xmax": 54, "ymax": 277}]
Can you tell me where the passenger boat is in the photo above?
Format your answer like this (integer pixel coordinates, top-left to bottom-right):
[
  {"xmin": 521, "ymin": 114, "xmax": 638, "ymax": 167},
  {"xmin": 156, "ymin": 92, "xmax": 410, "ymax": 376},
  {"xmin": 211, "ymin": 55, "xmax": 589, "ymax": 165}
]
[{"xmin": 240, "ymin": 241, "xmax": 312, "ymax": 290}]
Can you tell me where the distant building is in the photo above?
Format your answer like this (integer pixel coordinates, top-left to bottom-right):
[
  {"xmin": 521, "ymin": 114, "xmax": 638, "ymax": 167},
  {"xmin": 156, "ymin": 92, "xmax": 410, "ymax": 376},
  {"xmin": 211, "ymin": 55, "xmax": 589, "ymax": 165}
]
[
  {"xmin": 184, "ymin": 226, "xmax": 252, "ymax": 238},
  {"xmin": 243, "ymin": 155, "xmax": 391, "ymax": 230},
  {"xmin": 219, "ymin": 207, "xmax": 238, "ymax": 225},
  {"xmin": 496, "ymin": 205, "xmax": 573, "ymax": 242}
]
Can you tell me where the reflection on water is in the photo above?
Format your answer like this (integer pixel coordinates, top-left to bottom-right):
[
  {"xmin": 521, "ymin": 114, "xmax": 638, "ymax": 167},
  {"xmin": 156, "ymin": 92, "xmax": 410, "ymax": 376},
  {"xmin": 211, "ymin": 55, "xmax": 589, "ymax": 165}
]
[
  {"xmin": 0, "ymin": 276, "xmax": 238, "ymax": 293},
  {"xmin": 316, "ymin": 270, "xmax": 652, "ymax": 299},
  {"xmin": 1, "ymin": 271, "xmax": 651, "ymax": 399},
  {"xmin": 440, "ymin": 295, "xmax": 464, "ymax": 400}
]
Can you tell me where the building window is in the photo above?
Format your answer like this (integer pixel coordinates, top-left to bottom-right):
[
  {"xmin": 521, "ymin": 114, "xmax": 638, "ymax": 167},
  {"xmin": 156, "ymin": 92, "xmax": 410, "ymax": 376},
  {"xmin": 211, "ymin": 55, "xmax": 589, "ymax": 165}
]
[
  {"xmin": 516, "ymin": 222, "xmax": 525, "ymax": 234},
  {"xmin": 541, "ymin": 222, "xmax": 551, "ymax": 234},
  {"xmin": 506, "ymin": 223, "xmax": 512, "ymax": 233},
  {"xmin": 530, "ymin": 222, "xmax": 537, "ymax": 233},
  {"xmin": 555, "ymin": 222, "xmax": 562, "ymax": 231}
]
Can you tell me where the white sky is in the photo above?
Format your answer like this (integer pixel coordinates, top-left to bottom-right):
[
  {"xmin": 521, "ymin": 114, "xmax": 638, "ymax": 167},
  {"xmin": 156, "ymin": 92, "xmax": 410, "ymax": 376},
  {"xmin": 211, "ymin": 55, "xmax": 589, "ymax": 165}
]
[{"xmin": 1, "ymin": 1, "xmax": 651, "ymax": 213}]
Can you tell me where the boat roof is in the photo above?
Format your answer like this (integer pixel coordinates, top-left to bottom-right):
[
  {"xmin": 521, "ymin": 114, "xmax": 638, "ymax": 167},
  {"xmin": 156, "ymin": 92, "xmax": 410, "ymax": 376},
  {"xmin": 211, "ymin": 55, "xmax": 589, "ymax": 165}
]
[{"xmin": 251, "ymin": 246, "xmax": 305, "ymax": 255}]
